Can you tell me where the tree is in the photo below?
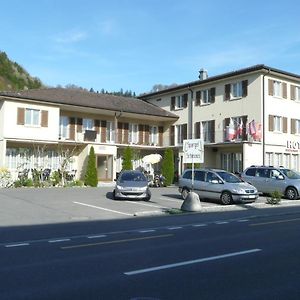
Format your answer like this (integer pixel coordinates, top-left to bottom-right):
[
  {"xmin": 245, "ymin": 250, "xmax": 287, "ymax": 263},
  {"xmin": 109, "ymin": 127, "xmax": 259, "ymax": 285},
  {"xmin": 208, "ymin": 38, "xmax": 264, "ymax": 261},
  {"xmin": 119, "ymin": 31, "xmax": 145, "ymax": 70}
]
[
  {"xmin": 84, "ymin": 146, "xmax": 98, "ymax": 187},
  {"xmin": 122, "ymin": 146, "xmax": 133, "ymax": 170},
  {"xmin": 161, "ymin": 148, "xmax": 174, "ymax": 186}
]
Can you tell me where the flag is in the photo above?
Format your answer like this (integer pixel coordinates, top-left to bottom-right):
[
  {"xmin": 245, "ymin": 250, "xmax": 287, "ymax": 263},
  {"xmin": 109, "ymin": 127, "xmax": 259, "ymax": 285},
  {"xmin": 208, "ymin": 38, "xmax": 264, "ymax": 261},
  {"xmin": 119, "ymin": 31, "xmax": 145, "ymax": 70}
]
[
  {"xmin": 249, "ymin": 120, "xmax": 256, "ymax": 137},
  {"xmin": 237, "ymin": 119, "xmax": 243, "ymax": 138},
  {"xmin": 226, "ymin": 118, "xmax": 236, "ymax": 140}
]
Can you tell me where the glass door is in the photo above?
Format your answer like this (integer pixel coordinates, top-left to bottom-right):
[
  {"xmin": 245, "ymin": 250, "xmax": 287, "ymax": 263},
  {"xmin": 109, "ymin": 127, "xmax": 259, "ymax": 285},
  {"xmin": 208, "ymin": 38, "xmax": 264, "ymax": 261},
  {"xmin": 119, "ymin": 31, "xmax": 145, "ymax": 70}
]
[{"xmin": 97, "ymin": 155, "xmax": 113, "ymax": 181}]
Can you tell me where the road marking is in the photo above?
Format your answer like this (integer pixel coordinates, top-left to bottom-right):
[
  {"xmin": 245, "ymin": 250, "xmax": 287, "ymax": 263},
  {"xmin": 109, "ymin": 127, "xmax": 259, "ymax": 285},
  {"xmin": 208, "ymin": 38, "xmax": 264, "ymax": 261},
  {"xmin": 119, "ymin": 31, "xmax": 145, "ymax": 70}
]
[
  {"xmin": 192, "ymin": 224, "xmax": 207, "ymax": 227},
  {"xmin": 138, "ymin": 230, "xmax": 156, "ymax": 233},
  {"xmin": 48, "ymin": 239, "xmax": 71, "ymax": 243},
  {"xmin": 61, "ymin": 234, "xmax": 173, "ymax": 250},
  {"xmin": 124, "ymin": 248, "xmax": 262, "ymax": 275},
  {"xmin": 73, "ymin": 201, "xmax": 132, "ymax": 216},
  {"xmin": 5, "ymin": 243, "xmax": 30, "ymax": 248},
  {"xmin": 167, "ymin": 226, "xmax": 182, "ymax": 230},
  {"xmin": 250, "ymin": 218, "xmax": 300, "ymax": 226},
  {"xmin": 87, "ymin": 234, "xmax": 107, "ymax": 239},
  {"xmin": 237, "ymin": 219, "xmax": 249, "ymax": 222},
  {"xmin": 215, "ymin": 221, "xmax": 229, "ymax": 225}
]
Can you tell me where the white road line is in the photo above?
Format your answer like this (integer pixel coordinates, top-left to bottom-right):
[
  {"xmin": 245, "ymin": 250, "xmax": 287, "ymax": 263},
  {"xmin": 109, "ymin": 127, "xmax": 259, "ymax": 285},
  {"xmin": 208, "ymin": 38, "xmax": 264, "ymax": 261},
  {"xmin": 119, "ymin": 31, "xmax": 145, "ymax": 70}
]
[
  {"xmin": 124, "ymin": 248, "xmax": 262, "ymax": 275},
  {"xmin": 138, "ymin": 230, "xmax": 156, "ymax": 233},
  {"xmin": 215, "ymin": 221, "xmax": 229, "ymax": 225},
  {"xmin": 237, "ymin": 219, "xmax": 249, "ymax": 222},
  {"xmin": 5, "ymin": 243, "xmax": 29, "ymax": 248},
  {"xmin": 167, "ymin": 226, "xmax": 182, "ymax": 230},
  {"xmin": 73, "ymin": 201, "xmax": 132, "ymax": 216},
  {"xmin": 192, "ymin": 224, "xmax": 207, "ymax": 227},
  {"xmin": 125, "ymin": 201, "xmax": 167, "ymax": 209},
  {"xmin": 87, "ymin": 235, "xmax": 107, "ymax": 239},
  {"xmin": 48, "ymin": 239, "xmax": 71, "ymax": 243}
]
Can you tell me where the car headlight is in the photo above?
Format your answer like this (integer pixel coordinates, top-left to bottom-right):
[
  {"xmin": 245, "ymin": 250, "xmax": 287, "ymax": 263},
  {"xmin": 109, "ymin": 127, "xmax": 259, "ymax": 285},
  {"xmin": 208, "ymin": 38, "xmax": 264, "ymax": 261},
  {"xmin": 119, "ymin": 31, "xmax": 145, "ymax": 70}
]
[
  {"xmin": 116, "ymin": 185, "xmax": 124, "ymax": 190},
  {"xmin": 232, "ymin": 188, "xmax": 243, "ymax": 193}
]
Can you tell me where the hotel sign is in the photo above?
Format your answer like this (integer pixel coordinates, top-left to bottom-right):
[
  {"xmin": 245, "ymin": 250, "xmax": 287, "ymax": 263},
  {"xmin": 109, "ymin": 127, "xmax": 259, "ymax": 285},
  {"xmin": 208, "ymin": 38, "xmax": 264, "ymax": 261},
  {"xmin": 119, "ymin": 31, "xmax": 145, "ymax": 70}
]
[
  {"xmin": 286, "ymin": 140, "xmax": 300, "ymax": 153},
  {"xmin": 183, "ymin": 139, "xmax": 204, "ymax": 163}
]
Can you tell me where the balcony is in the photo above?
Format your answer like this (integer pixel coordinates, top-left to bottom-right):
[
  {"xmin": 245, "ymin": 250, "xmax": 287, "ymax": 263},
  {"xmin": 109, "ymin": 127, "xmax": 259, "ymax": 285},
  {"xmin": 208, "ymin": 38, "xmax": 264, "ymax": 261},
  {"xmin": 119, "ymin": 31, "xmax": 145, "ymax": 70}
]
[{"xmin": 84, "ymin": 130, "xmax": 97, "ymax": 142}]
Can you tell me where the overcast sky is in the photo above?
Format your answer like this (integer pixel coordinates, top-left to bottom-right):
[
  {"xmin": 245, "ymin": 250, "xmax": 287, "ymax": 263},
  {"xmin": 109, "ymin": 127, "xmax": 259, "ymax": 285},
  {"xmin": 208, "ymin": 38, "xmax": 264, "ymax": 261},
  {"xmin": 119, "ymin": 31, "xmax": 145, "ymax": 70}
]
[{"xmin": 1, "ymin": 0, "xmax": 300, "ymax": 94}]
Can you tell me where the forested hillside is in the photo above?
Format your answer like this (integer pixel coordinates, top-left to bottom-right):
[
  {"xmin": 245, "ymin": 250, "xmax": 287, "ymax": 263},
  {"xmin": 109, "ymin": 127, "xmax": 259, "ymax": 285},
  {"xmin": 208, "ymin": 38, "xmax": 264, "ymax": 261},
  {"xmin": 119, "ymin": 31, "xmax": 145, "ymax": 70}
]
[{"xmin": 0, "ymin": 51, "xmax": 42, "ymax": 91}]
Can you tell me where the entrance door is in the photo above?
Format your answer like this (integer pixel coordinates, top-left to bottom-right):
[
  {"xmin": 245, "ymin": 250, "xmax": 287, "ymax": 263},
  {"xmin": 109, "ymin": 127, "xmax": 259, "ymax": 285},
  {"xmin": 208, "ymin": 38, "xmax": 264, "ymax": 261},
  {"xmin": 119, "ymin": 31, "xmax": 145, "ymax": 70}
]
[{"xmin": 97, "ymin": 155, "xmax": 113, "ymax": 181}]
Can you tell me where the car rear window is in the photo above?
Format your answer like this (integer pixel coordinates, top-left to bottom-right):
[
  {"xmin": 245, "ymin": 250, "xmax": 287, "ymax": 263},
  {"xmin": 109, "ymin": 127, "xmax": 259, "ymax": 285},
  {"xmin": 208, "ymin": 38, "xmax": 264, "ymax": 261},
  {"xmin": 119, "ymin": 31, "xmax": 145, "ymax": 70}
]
[
  {"xmin": 120, "ymin": 172, "xmax": 146, "ymax": 182},
  {"xmin": 245, "ymin": 168, "xmax": 256, "ymax": 176},
  {"xmin": 183, "ymin": 170, "xmax": 192, "ymax": 179}
]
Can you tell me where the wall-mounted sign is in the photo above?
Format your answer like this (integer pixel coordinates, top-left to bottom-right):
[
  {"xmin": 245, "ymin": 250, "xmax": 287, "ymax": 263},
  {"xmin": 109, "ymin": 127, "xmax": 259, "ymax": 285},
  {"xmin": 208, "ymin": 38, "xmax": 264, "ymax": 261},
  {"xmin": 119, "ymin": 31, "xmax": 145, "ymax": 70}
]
[{"xmin": 286, "ymin": 140, "xmax": 300, "ymax": 153}]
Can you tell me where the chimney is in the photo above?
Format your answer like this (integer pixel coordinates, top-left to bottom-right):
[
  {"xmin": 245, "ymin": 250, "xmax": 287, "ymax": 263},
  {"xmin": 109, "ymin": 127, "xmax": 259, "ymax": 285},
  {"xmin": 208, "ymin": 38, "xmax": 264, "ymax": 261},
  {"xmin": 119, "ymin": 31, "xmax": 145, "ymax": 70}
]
[{"xmin": 198, "ymin": 68, "xmax": 208, "ymax": 80}]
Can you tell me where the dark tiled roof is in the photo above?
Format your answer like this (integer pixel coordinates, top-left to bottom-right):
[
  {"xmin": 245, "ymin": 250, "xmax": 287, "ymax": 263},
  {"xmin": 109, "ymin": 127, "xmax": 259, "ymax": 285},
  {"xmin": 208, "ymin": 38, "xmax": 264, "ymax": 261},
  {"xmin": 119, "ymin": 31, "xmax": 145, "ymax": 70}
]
[
  {"xmin": 139, "ymin": 64, "xmax": 300, "ymax": 98},
  {"xmin": 0, "ymin": 88, "xmax": 178, "ymax": 119}
]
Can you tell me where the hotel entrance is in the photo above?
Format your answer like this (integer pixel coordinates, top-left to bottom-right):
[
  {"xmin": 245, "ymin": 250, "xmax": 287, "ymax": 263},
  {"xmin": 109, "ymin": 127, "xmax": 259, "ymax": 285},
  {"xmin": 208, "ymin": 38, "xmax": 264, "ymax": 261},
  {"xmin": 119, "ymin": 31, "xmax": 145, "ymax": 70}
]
[{"xmin": 97, "ymin": 155, "xmax": 113, "ymax": 181}]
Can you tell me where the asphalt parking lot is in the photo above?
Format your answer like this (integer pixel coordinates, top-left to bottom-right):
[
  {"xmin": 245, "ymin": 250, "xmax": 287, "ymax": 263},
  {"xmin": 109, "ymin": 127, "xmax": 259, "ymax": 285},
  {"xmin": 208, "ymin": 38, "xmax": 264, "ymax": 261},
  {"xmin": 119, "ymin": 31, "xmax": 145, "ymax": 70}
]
[{"xmin": 0, "ymin": 185, "xmax": 300, "ymax": 227}]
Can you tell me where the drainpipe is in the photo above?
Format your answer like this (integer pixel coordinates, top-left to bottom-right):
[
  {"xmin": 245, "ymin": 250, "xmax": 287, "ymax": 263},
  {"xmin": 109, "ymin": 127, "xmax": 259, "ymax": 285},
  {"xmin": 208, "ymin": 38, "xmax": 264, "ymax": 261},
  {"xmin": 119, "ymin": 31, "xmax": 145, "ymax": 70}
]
[
  {"xmin": 262, "ymin": 68, "xmax": 270, "ymax": 165},
  {"xmin": 188, "ymin": 87, "xmax": 193, "ymax": 139}
]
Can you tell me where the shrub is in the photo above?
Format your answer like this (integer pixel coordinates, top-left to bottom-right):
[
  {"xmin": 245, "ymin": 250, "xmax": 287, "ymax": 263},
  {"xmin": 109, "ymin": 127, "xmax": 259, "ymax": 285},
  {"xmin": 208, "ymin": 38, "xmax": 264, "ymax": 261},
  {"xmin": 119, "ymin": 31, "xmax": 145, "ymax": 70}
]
[
  {"xmin": 84, "ymin": 146, "xmax": 98, "ymax": 187},
  {"xmin": 122, "ymin": 146, "xmax": 133, "ymax": 170},
  {"xmin": 266, "ymin": 190, "xmax": 282, "ymax": 205},
  {"xmin": 161, "ymin": 148, "xmax": 174, "ymax": 186},
  {"xmin": 0, "ymin": 168, "xmax": 13, "ymax": 188}
]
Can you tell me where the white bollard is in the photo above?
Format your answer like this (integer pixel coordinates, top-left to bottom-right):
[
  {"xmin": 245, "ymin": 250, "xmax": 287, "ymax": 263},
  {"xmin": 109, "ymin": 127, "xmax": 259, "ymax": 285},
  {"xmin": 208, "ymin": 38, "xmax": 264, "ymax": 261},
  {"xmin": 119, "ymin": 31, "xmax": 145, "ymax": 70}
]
[{"xmin": 181, "ymin": 191, "xmax": 202, "ymax": 212}]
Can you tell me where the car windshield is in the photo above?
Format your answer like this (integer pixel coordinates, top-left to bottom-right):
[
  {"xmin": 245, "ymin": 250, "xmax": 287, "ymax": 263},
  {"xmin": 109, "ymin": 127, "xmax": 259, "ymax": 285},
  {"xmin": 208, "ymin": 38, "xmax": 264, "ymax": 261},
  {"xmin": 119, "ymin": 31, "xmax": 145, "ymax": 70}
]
[
  {"xmin": 216, "ymin": 171, "xmax": 242, "ymax": 183},
  {"xmin": 281, "ymin": 169, "xmax": 300, "ymax": 179},
  {"xmin": 119, "ymin": 172, "xmax": 147, "ymax": 182}
]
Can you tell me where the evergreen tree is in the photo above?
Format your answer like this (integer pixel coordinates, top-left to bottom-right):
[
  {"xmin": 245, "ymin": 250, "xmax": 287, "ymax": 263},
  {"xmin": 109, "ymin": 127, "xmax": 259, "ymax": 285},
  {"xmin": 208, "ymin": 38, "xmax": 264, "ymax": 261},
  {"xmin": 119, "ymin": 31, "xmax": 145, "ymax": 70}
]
[
  {"xmin": 122, "ymin": 146, "xmax": 133, "ymax": 170},
  {"xmin": 84, "ymin": 146, "xmax": 98, "ymax": 187},
  {"xmin": 161, "ymin": 148, "xmax": 174, "ymax": 186}
]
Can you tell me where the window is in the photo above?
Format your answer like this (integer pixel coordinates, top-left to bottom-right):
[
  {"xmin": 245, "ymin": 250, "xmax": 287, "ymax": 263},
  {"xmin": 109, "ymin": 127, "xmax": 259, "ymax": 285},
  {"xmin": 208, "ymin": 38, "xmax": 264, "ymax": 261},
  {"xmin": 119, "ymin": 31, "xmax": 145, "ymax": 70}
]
[
  {"xmin": 269, "ymin": 79, "xmax": 287, "ymax": 98},
  {"xmin": 25, "ymin": 108, "xmax": 40, "ymax": 126},
  {"xmin": 296, "ymin": 87, "xmax": 300, "ymax": 101},
  {"xmin": 129, "ymin": 123, "xmax": 138, "ymax": 144},
  {"xmin": 206, "ymin": 172, "xmax": 219, "ymax": 183},
  {"xmin": 170, "ymin": 94, "xmax": 188, "ymax": 110},
  {"xmin": 201, "ymin": 120, "xmax": 214, "ymax": 143},
  {"xmin": 273, "ymin": 81, "xmax": 281, "ymax": 97},
  {"xmin": 232, "ymin": 82, "xmax": 243, "ymax": 98},
  {"xmin": 202, "ymin": 89, "xmax": 210, "ymax": 104},
  {"xmin": 176, "ymin": 124, "xmax": 187, "ymax": 145},
  {"xmin": 176, "ymin": 95, "xmax": 184, "ymax": 109},
  {"xmin": 59, "ymin": 116, "xmax": 69, "ymax": 139},
  {"xmin": 149, "ymin": 126, "xmax": 158, "ymax": 145},
  {"xmin": 106, "ymin": 121, "xmax": 115, "ymax": 143},
  {"xmin": 274, "ymin": 116, "xmax": 282, "ymax": 132},
  {"xmin": 296, "ymin": 120, "xmax": 300, "ymax": 134},
  {"xmin": 83, "ymin": 118, "xmax": 93, "ymax": 131}
]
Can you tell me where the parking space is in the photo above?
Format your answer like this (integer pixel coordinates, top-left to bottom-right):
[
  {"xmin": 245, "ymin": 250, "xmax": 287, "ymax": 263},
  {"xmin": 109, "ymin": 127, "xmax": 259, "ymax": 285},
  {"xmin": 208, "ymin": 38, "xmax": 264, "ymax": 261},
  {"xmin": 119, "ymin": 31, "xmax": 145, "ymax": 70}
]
[{"xmin": 0, "ymin": 185, "xmax": 297, "ymax": 227}]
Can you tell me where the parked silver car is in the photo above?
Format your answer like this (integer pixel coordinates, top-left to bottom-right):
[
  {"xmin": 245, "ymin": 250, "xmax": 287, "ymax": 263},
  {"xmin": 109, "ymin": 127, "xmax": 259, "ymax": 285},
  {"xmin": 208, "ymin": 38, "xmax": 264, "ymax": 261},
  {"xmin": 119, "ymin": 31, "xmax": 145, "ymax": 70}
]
[
  {"xmin": 241, "ymin": 166, "xmax": 300, "ymax": 200},
  {"xmin": 113, "ymin": 170, "xmax": 151, "ymax": 201},
  {"xmin": 179, "ymin": 168, "xmax": 258, "ymax": 205}
]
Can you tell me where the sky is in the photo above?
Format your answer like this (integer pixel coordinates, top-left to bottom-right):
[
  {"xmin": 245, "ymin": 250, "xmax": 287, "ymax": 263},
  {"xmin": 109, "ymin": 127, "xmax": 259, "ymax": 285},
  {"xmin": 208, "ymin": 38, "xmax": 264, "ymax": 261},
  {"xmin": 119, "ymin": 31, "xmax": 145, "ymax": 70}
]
[{"xmin": 1, "ymin": 0, "xmax": 300, "ymax": 95}]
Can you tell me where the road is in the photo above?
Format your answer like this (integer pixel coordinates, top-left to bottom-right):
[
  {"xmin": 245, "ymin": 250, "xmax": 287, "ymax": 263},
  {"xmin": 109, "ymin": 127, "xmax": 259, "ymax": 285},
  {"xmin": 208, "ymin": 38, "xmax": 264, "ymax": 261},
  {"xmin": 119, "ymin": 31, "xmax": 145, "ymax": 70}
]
[{"xmin": 1, "ymin": 207, "xmax": 300, "ymax": 299}]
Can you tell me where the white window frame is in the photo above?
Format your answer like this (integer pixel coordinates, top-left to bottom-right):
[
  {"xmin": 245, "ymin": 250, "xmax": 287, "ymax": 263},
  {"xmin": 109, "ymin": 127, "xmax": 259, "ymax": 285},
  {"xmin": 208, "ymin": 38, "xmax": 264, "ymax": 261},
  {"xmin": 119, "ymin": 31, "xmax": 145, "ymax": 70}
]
[
  {"xmin": 149, "ymin": 125, "xmax": 158, "ymax": 145},
  {"xmin": 25, "ymin": 108, "xmax": 40, "ymax": 126},
  {"xmin": 201, "ymin": 89, "xmax": 210, "ymax": 104},
  {"xmin": 176, "ymin": 124, "xmax": 184, "ymax": 145},
  {"xmin": 175, "ymin": 95, "xmax": 184, "ymax": 109},
  {"xmin": 59, "ymin": 116, "xmax": 69, "ymax": 139},
  {"xmin": 106, "ymin": 121, "xmax": 115, "ymax": 143},
  {"xmin": 273, "ymin": 81, "xmax": 281, "ymax": 97},
  {"xmin": 273, "ymin": 116, "xmax": 282, "ymax": 132},
  {"xmin": 201, "ymin": 121, "xmax": 213, "ymax": 143},
  {"xmin": 83, "ymin": 118, "xmax": 93, "ymax": 131},
  {"xmin": 231, "ymin": 82, "xmax": 243, "ymax": 98},
  {"xmin": 129, "ymin": 123, "xmax": 139, "ymax": 144},
  {"xmin": 296, "ymin": 86, "xmax": 300, "ymax": 102},
  {"xmin": 296, "ymin": 119, "xmax": 300, "ymax": 134}
]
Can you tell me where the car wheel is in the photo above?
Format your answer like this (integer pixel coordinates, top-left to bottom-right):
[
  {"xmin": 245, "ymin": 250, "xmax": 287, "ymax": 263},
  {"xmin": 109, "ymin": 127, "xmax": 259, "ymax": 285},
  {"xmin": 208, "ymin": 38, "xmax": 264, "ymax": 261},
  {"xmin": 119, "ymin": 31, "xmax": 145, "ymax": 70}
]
[
  {"xmin": 144, "ymin": 196, "xmax": 151, "ymax": 202},
  {"xmin": 112, "ymin": 190, "xmax": 118, "ymax": 200},
  {"xmin": 285, "ymin": 187, "xmax": 298, "ymax": 200},
  {"xmin": 181, "ymin": 188, "xmax": 190, "ymax": 200},
  {"xmin": 220, "ymin": 191, "xmax": 233, "ymax": 205}
]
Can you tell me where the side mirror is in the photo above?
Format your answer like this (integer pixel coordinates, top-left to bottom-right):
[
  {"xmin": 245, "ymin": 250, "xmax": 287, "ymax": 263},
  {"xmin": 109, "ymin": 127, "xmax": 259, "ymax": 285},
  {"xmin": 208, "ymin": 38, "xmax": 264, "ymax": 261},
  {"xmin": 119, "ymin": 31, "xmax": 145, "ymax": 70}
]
[
  {"xmin": 211, "ymin": 179, "xmax": 220, "ymax": 184},
  {"xmin": 277, "ymin": 174, "xmax": 284, "ymax": 180}
]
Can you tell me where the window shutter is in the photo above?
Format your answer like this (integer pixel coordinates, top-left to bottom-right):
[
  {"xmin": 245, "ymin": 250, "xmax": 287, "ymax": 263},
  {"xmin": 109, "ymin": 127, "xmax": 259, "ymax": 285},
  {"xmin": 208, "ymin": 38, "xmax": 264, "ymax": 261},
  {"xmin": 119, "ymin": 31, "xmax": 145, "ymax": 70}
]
[
  {"xmin": 170, "ymin": 96, "xmax": 175, "ymax": 110},
  {"xmin": 269, "ymin": 115, "xmax": 274, "ymax": 131},
  {"xmin": 144, "ymin": 125, "xmax": 149, "ymax": 145},
  {"xmin": 124, "ymin": 123, "xmax": 129, "ymax": 144},
  {"xmin": 41, "ymin": 110, "xmax": 48, "ymax": 127},
  {"xmin": 69, "ymin": 117, "xmax": 75, "ymax": 140},
  {"xmin": 283, "ymin": 117, "xmax": 288, "ymax": 133},
  {"xmin": 242, "ymin": 80, "xmax": 248, "ymax": 97},
  {"xmin": 77, "ymin": 118, "xmax": 82, "ymax": 133},
  {"xmin": 117, "ymin": 122, "xmax": 123, "ymax": 143},
  {"xmin": 158, "ymin": 126, "xmax": 163, "ymax": 146},
  {"xmin": 242, "ymin": 116, "xmax": 248, "ymax": 140},
  {"xmin": 225, "ymin": 84, "xmax": 231, "ymax": 100},
  {"xmin": 101, "ymin": 120, "xmax": 107, "ymax": 143},
  {"xmin": 290, "ymin": 85, "xmax": 296, "ymax": 100},
  {"xmin": 291, "ymin": 119, "xmax": 296, "ymax": 134},
  {"xmin": 210, "ymin": 88, "xmax": 216, "ymax": 103},
  {"xmin": 195, "ymin": 91, "xmax": 201, "ymax": 106},
  {"xmin": 211, "ymin": 120, "xmax": 215, "ymax": 142},
  {"xmin": 183, "ymin": 123, "xmax": 187, "ymax": 141},
  {"xmin": 194, "ymin": 122, "xmax": 200, "ymax": 139},
  {"xmin": 268, "ymin": 79, "xmax": 274, "ymax": 96},
  {"xmin": 17, "ymin": 107, "xmax": 25, "ymax": 125},
  {"xmin": 138, "ymin": 124, "xmax": 144, "ymax": 144},
  {"xmin": 282, "ymin": 83, "xmax": 287, "ymax": 99},
  {"xmin": 170, "ymin": 126, "xmax": 175, "ymax": 146},
  {"xmin": 94, "ymin": 119, "xmax": 100, "ymax": 134},
  {"xmin": 183, "ymin": 93, "xmax": 188, "ymax": 108}
]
